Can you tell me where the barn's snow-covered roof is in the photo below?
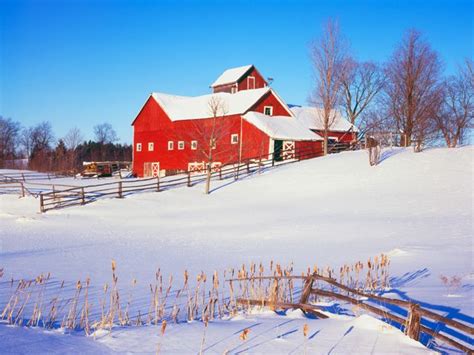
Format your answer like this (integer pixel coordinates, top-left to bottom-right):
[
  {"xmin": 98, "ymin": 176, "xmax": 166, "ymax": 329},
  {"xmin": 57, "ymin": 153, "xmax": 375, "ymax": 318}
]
[
  {"xmin": 210, "ymin": 65, "xmax": 253, "ymax": 88},
  {"xmin": 151, "ymin": 87, "xmax": 271, "ymax": 121},
  {"xmin": 243, "ymin": 112, "xmax": 322, "ymax": 141},
  {"xmin": 291, "ymin": 106, "xmax": 359, "ymax": 133}
]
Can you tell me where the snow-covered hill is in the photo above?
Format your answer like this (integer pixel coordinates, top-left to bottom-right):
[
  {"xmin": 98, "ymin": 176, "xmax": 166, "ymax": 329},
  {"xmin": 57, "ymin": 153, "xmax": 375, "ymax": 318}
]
[{"xmin": 0, "ymin": 146, "xmax": 472, "ymax": 353}]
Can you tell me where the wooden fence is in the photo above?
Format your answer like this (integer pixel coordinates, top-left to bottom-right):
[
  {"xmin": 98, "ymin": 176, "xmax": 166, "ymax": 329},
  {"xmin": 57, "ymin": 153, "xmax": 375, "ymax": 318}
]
[
  {"xmin": 0, "ymin": 171, "xmax": 72, "ymax": 182},
  {"xmin": 37, "ymin": 145, "xmax": 324, "ymax": 212},
  {"xmin": 227, "ymin": 273, "xmax": 473, "ymax": 353}
]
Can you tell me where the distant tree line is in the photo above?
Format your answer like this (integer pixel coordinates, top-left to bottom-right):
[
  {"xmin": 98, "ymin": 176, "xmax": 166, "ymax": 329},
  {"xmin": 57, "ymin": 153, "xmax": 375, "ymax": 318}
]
[
  {"xmin": 310, "ymin": 20, "xmax": 473, "ymax": 153},
  {"xmin": 0, "ymin": 120, "xmax": 132, "ymax": 172}
]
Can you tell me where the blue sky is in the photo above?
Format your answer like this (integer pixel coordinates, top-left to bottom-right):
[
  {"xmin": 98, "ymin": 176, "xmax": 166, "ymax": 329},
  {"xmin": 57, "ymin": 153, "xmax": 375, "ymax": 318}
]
[{"xmin": 1, "ymin": 0, "xmax": 472, "ymax": 144}]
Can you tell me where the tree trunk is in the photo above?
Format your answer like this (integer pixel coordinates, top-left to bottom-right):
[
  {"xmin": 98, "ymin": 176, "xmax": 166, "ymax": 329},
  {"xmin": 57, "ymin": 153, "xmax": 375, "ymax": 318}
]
[
  {"xmin": 205, "ymin": 163, "xmax": 211, "ymax": 195},
  {"xmin": 323, "ymin": 129, "xmax": 329, "ymax": 155}
]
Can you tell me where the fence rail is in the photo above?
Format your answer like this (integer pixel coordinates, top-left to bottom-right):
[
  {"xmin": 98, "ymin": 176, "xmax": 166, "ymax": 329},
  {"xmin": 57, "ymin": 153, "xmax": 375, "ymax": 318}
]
[
  {"xmin": 0, "ymin": 171, "xmax": 73, "ymax": 182},
  {"xmin": 229, "ymin": 273, "xmax": 473, "ymax": 353},
  {"xmin": 36, "ymin": 145, "xmax": 326, "ymax": 212}
]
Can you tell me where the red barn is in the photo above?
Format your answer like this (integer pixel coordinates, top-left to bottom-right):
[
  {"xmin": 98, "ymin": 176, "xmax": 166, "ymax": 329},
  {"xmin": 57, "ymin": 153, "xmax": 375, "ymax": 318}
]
[{"xmin": 131, "ymin": 65, "xmax": 357, "ymax": 177}]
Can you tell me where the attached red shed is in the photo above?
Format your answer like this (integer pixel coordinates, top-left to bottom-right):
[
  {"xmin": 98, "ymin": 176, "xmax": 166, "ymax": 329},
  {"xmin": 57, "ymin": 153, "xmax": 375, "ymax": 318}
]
[{"xmin": 291, "ymin": 106, "xmax": 359, "ymax": 144}]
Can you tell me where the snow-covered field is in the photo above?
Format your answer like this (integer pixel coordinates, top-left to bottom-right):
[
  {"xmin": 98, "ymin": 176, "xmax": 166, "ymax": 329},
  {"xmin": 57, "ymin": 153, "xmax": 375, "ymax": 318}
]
[{"xmin": 0, "ymin": 147, "xmax": 472, "ymax": 353}]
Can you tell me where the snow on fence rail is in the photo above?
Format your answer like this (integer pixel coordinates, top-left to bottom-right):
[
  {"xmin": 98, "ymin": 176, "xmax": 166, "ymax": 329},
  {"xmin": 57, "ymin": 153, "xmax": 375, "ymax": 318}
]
[
  {"xmin": 38, "ymin": 146, "xmax": 324, "ymax": 212},
  {"xmin": 229, "ymin": 273, "xmax": 474, "ymax": 353},
  {"xmin": 0, "ymin": 171, "xmax": 73, "ymax": 182}
]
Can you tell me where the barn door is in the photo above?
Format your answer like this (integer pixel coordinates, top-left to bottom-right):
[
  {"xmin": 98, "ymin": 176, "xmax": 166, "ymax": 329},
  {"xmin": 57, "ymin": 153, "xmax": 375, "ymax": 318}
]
[
  {"xmin": 151, "ymin": 162, "xmax": 160, "ymax": 177},
  {"xmin": 144, "ymin": 162, "xmax": 160, "ymax": 177},
  {"xmin": 282, "ymin": 141, "xmax": 295, "ymax": 160},
  {"xmin": 274, "ymin": 140, "xmax": 283, "ymax": 161},
  {"xmin": 211, "ymin": 162, "xmax": 221, "ymax": 172},
  {"xmin": 188, "ymin": 162, "xmax": 205, "ymax": 175}
]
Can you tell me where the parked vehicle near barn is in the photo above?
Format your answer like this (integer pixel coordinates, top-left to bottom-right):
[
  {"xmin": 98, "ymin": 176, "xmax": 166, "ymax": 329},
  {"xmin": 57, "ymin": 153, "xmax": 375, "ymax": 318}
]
[{"xmin": 81, "ymin": 161, "xmax": 131, "ymax": 178}]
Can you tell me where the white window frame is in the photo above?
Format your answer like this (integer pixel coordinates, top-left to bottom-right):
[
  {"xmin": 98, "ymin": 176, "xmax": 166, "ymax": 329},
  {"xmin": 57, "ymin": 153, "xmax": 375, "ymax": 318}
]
[
  {"xmin": 148, "ymin": 142, "xmax": 154, "ymax": 151},
  {"xmin": 247, "ymin": 76, "xmax": 255, "ymax": 89},
  {"xmin": 264, "ymin": 106, "xmax": 273, "ymax": 116},
  {"xmin": 178, "ymin": 141, "xmax": 185, "ymax": 150},
  {"xmin": 136, "ymin": 143, "xmax": 142, "ymax": 152},
  {"xmin": 168, "ymin": 141, "xmax": 174, "ymax": 150},
  {"xmin": 231, "ymin": 134, "xmax": 239, "ymax": 144},
  {"xmin": 191, "ymin": 140, "xmax": 198, "ymax": 150}
]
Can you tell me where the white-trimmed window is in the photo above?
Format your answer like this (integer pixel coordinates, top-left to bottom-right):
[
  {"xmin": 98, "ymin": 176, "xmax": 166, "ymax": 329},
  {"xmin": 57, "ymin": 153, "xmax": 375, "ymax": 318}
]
[
  {"xmin": 231, "ymin": 134, "xmax": 239, "ymax": 144},
  {"xmin": 191, "ymin": 140, "xmax": 198, "ymax": 150},
  {"xmin": 148, "ymin": 142, "xmax": 154, "ymax": 151},
  {"xmin": 136, "ymin": 143, "xmax": 142, "ymax": 152},
  {"xmin": 178, "ymin": 141, "xmax": 185, "ymax": 150},
  {"xmin": 264, "ymin": 106, "xmax": 273, "ymax": 116},
  {"xmin": 231, "ymin": 86, "xmax": 237, "ymax": 94},
  {"xmin": 247, "ymin": 76, "xmax": 255, "ymax": 89},
  {"xmin": 168, "ymin": 141, "xmax": 174, "ymax": 150}
]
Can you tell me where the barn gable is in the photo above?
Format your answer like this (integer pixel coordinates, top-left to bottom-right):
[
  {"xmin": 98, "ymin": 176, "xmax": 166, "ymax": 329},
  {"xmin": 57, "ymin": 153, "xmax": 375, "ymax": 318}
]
[
  {"xmin": 132, "ymin": 95, "xmax": 173, "ymax": 131},
  {"xmin": 249, "ymin": 89, "xmax": 294, "ymax": 117},
  {"xmin": 211, "ymin": 65, "xmax": 268, "ymax": 93}
]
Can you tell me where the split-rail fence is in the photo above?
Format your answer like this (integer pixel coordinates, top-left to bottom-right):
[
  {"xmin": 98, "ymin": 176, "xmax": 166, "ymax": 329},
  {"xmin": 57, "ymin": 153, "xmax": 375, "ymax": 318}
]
[
  {"xmin": 227, "ymin": 273, "xmax": 473, "ymax": 353},
  {"xmin": 35, "ymin": 145, "xmax": 325, "ymax": 212}
]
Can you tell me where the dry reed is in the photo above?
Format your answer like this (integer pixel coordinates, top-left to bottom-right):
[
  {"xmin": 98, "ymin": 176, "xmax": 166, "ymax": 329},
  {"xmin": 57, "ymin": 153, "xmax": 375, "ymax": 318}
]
[{"xmin": 0, "ymin": 254, "xmax": 391, "ymax": 337}]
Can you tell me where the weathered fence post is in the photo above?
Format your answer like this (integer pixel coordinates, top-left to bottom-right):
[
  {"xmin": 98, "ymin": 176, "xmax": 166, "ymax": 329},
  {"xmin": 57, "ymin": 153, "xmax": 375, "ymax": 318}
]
[
  {"xmin": 22, "ymin": 173, "xmax": 25, "ymax": 182},
  {"xmin": 300, "ymin": 275, "xmax": 315, "ymax": 304},
  {"xmin": 118, "ymin": 181, "xmax": 123, "ymax": 198},
  {"xmin": 270, "ymin": 278, "xmax": 279, "ymax": 311},
  {"xmin": 219, "ymin": 168, "xmax": 222, "ymax": 180},
  {"xmin": 81, "ymin": 187, "xmax": 85, "ymax": 205},
  {"xmin": 52, "ymin": 185, "xmax": 56, "ymax": 200},
  {"xmin": 246, "ymin": 161, "xmax": 250, "ymax": 173},
  {"xmin": 156, "ymin": 176, "xmax": 160, "ymax": 192},
  {"xmin": 20, "ymin": 182, "xmax": 25, "ymax": 198},
  {"xmin": 39, "ymin": 194, "xmax": 44, "ymax": 213},
  {"xmin": 406, "ymin": 303, "xmax": 421, "ymax": 341},
  {"xmin": 187, "ymin": 172, "xmax": 191, "ymax": 187}
]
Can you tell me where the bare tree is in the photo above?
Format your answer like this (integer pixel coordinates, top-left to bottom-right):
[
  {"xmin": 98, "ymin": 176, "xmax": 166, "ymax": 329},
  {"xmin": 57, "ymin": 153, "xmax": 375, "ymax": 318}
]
[
  {"xmin": 367, "ymin": 136, "xmax": 381, "ymax": 166},
  {"xmin": 31, "ymin": 122, "xmax": 55, "ymax": 151},
  {"xmin": 20, "ymin": 126, "xmax": 35, "ymax": 160},
  {"xmin": 310, "ymin": 19, "xmax": 349, "ymax": 155},
  {"xmin": 434, "ymin": 63, "xmax": 474, "ymax": 147},
  {"xmin": 384, "ymin": 29, "xmax": 443, "ymax": 151},
  {"xmin": 0, "ymin": 117, "xmax": 21, "ymax": 168},
  {"xmin": 63, "ymin": 127, "xmax": 84, "ymax": 170},
  {"xmin": 465, "ymin": 58, "xmax": 474, "ymax": 89},
  {"xmin": 340, "ymin": 59, "xmax": 385, "ymax": 127},
  {"xmin": 93, "ymin": 123, "xmax": 118, "ymax": 144},
  {"xmin": 202, "ymin": 96, "xmax": 229, "ymax": 194},
  {"xmin": 64, "ymin": 127, "xmax": 83, "ymax": 151},
  {"xmin": 29, "ymin": 121, "xmax": 55, "ymax": 171}
]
